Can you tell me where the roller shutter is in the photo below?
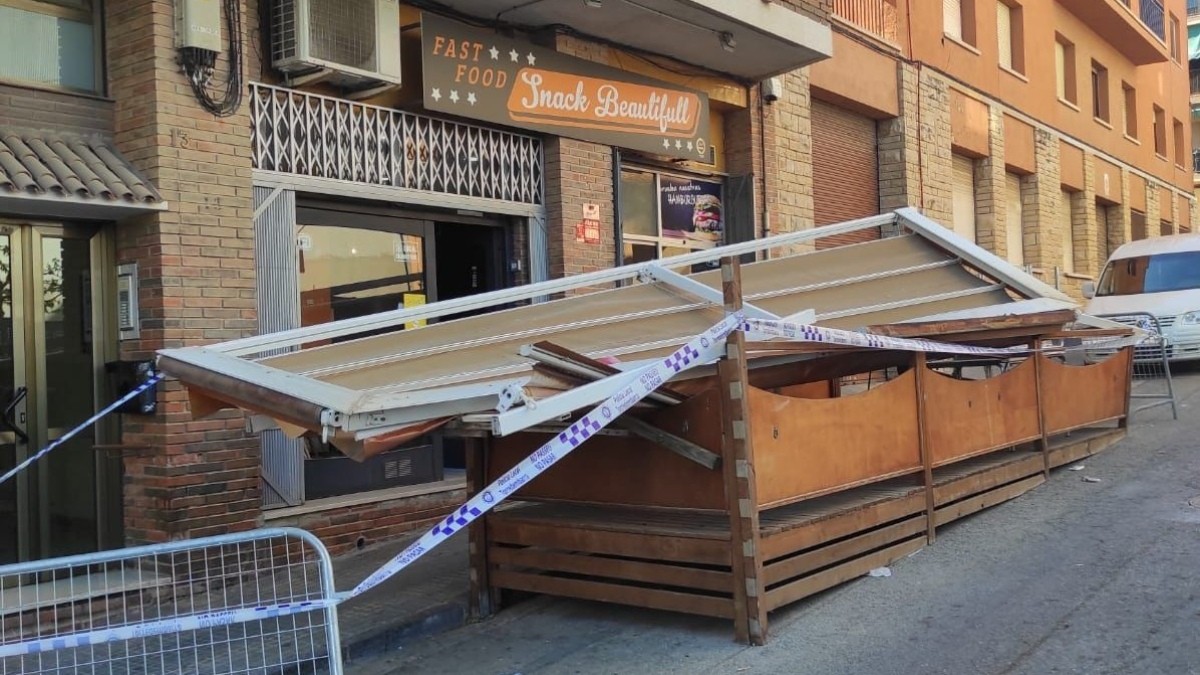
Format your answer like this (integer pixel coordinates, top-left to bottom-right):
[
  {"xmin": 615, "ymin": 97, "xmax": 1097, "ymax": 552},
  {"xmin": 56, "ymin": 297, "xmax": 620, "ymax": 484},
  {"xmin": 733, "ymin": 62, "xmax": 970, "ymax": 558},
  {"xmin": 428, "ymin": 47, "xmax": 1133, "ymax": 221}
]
[
  {"xmin": 951, "ymin": 153, "xmax": 978, "ymax": 243},
  {"xmin": 811, "ymin": 98, "xmax": 879, "ymax": 249}
]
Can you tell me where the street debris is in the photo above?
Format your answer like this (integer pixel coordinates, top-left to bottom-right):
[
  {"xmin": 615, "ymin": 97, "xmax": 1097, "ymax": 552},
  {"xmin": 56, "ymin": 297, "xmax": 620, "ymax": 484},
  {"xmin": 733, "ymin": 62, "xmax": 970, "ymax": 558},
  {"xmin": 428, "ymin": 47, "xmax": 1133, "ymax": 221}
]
[
  {"xmin": 869, "ymin": 567, "xmax": 892, "ymax": 578},
  {"xmin": 1068, "ymin": 464, "xmax": 1085, "ymax": 471},
  {"xmin": 1082, "ymin": 476, "xmax": 1102, "ymax": 483}
]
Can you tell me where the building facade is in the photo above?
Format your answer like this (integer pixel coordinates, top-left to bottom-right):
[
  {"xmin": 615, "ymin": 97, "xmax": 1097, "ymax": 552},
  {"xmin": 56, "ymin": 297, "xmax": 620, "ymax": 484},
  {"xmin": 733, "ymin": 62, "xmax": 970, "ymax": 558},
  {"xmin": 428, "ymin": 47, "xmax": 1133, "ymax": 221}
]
[{"xmin": 0, "ymin": 0, "xmax": 1192, "ymax": 564}]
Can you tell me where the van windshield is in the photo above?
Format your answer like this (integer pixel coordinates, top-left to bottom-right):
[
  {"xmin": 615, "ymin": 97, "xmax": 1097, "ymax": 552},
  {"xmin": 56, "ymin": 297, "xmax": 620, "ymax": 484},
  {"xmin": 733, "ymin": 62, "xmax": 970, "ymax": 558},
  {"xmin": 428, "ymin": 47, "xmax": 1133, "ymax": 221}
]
[{"xmin": 1096, "ymin": 251, "xmax": 1200, "ymax": 296}]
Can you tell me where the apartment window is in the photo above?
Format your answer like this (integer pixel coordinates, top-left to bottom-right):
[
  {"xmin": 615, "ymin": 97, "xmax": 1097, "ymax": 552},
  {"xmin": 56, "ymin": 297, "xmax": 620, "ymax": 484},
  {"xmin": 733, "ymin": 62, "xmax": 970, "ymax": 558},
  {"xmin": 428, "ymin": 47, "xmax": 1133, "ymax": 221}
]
[
  {"xmin": 997, "ymin": 1, "xmax": 1024, "ymax": 74},
  {"xmin": 1169, "ymin": 13, "xmax": 1181, "ymax": 63},
  {"xmin": 1055, "ymin": 37, "xmax": 1077, "ymax": 105},
  {"xmin": 1122, "ymin": 83, "xmax": 1137, "ymax": 138},
  {"xmin": 1153, "ymin": 105, "xmax": 1167, "ymax": 157},
  {"xmin": 944, "ymin": 0, "xmax": 977, "ymax": 46},
  {"xmin": 1174, "ymin": 118, "xmax": 1186, "ymax": 166},
  {"xmin": 1091, "ymin": 61, "xmax": 1109, "ymax": 123},
  {"xmin": 0, "ymin": 0, "xmax": 99, "ymax": 93}
]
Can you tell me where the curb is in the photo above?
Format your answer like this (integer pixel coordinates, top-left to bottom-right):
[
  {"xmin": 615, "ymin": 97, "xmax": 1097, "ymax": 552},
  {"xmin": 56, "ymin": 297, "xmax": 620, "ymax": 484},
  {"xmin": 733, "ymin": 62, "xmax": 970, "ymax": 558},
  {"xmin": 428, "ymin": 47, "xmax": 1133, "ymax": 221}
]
[{"xmin": 339, "ymin": 595, "xmax": 468, "ymax": 663}]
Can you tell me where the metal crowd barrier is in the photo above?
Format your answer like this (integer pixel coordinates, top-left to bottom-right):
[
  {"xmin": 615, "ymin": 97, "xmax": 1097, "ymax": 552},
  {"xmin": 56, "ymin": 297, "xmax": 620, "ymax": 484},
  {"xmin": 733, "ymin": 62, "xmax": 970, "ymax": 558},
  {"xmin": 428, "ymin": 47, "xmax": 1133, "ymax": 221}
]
[
  {"xmin": 0, "ymin": 527, "xmax": 342, "ymax": 675},
  {"xmin": 1093, "ymin": 312, "xmax": 1179, "ymax": 420}
]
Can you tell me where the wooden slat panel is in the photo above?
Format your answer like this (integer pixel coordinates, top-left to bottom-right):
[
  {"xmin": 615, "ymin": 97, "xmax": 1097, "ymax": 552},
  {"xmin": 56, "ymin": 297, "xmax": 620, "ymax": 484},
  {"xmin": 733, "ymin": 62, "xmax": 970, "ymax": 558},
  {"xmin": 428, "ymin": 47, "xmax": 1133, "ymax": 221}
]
[
  {"xmin": 1040, "ymin": 350, "xmax": 1132, "ymax": 434},
  {"xmin": 933, "ymin": 475, "xmax": 1045, "ymax": 527},
  {"xmin": 490, "ymin": 547, "xmax": 732, "ymax": 594},
  {"xmin": 765, "ymin": 538, "xmax": 925, "ymax": 611},
  {"xmin": 923, "ymin": 360, "xmax": 1042, "ymax": 467},
  {"xmin": 750, "ymin": 372, "xmax": 921, "ymax": 508},
  {"xmin": 760, "ymin": 491, "xmax": 926, "ymax": 560},
  {"xmin": 763, "ymin": 516, "xmax": 927, "ymax": 585},
  {"xmin": 932, "ymin": 452, "xmax": 1044, "ymax": 506},
  {"xmin": 486, "ymin": 387, "xmax": 726, "ymax": 510},
  {"xmin": 491, "ymin": 569, "xmax": 736, "ymax": 619},
  {"xmin": 488, "ymin": 520, "xmax": 730, "ymax": 566},
  {"xmin": 1047, "ymin": 427, "xmax": 1126, "ymax": 468}
]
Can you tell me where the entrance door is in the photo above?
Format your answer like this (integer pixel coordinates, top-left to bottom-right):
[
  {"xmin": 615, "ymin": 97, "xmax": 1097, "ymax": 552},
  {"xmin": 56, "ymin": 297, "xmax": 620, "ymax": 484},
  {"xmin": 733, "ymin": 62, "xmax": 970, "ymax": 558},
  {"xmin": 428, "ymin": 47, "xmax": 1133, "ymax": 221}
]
[{"xmin": 0, "ymin": 223, "xmax": 105, "ymax": 563}]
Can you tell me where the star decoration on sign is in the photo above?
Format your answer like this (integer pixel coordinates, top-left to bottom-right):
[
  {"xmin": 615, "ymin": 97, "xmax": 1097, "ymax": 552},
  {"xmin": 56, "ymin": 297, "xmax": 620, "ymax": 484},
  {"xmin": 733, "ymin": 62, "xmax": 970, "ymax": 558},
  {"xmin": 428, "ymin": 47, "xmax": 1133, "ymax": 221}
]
[
  {"xmin": 663, "ymin": 138, "xmax": 671, "ymax": 149},
  {"xmin": 675, "ymin": 139, "xmax": 682, "ymax": 149},
  {"xmin": 467, "ymin": 91, "xmax": 477, "ymax": 106},
  {"xmin": 510, "ymin": 48, "xmax": 520, "ymax": 62},
  {"xmin": 449, "ymin": 90, "xmax": 460, "ymax": 103},
  {"xmin": 489, "ymin": 46, "xmax": 500, "ymax": 60},
  {"xmin": 527, "ymin": 52, "xmax": 537, "ymax": 66},
  {"xmin": 687, "ymin": 141, "xmax": 694, "ymax": 151},
  {"xmin": 431, "ymin": 88, "xmax": 442, "ymax": 102}
]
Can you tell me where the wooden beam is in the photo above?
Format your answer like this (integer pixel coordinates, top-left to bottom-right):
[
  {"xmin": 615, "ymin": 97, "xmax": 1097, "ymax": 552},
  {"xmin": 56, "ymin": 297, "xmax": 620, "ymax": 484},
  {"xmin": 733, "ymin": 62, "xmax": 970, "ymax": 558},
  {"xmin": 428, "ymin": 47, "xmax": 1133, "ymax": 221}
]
[
  {"xmin": 867, "ymin": 309, "xmax": 1077, "ymax": 338},
  {"xmin": 465, "ymin": 435, "xmax": 496, "ymax": 619},
  {"xmin": 617, "ymin": 415, "xmax": 721, "ymax": 470},
  {"xmin": 1031, "ymin": 339, "xmax": 1051, "ymax": 479},
  {"xmin": 913, "ymin": 352, "xmax": 936, "ymax": 545},
  {"xmin": 718, "ymin": 257, "xmax": 768, "ymax": 646}
]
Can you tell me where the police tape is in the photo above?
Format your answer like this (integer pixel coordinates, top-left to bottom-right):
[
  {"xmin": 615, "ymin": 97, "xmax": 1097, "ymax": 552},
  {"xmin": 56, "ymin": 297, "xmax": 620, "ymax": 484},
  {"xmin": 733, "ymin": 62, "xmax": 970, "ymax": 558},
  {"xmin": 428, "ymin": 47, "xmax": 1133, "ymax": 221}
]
[
  {"xmin": 0, "ymin": 313, "xmax": 1148, "ymax": 657},
  {"xmin": 0, "ymin": 313, "xmax": 744, "ymax": 658},
  {"xmin": 741, "ymin": 318, "xmax": 1147, "ymax": 355}
]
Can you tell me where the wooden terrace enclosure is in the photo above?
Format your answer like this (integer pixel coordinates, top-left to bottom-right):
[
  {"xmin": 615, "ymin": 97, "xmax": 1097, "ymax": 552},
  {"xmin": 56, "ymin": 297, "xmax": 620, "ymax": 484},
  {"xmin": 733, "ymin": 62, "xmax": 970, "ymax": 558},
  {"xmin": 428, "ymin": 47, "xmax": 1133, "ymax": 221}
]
[{"xmin": 158, "ymin": 209, "xmax": 1138, "ymax": 645}]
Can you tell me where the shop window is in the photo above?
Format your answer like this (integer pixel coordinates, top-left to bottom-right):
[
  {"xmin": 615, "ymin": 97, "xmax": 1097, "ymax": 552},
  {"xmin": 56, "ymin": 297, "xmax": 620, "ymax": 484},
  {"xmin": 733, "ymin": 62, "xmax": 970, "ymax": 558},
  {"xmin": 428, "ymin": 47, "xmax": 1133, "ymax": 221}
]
[
  {"xmin": 1091, "ymin": 60, "xmax": 1109, "ymax": 123},
  {"xmin": 1153, "ymin": 105, "xmax": 1166, "ymax": 157},
  {"xmin": 997, "ymin": 1, "xmax": 1024, "ymax": 75},
  {"xmin": 0, "ymin": 0, "xmax": 99, "ymax": 93},
  {"xmin": 1122, "ymin": 83, "xmax": 1137, "ymax": 139},
  {"xmin": 1055, "ymin": 36, "xmax": 1076, "ymax": 105},
  {"xmin": 619, "ymin": 168, "xmax": 724, "ymax": 263},
  {"xmin": 944, "ymin": 0, "xmax": 977, "ymax": 46}
]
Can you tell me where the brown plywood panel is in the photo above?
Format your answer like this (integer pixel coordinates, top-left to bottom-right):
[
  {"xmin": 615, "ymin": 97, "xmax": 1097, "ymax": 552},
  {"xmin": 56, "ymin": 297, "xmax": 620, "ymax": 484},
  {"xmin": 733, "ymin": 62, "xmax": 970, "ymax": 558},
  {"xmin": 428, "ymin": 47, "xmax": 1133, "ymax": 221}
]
[
  {"xmin": 1093, "ymin": 156, "xmax": 1123, "ymax": 205},
  {"xmin": 486, "ymin": 388, "xmax": 726, "ymax": 510},
  {"xmin": 1040, "ymin": 349, "xmax": 1131, "ymax": 434},
  {"xmin": 950, "ymin": 89, "xmax": 989, "ymax": 158},
  {"xmin": 1004, "ymin": 115, "xmax": 1036, "ymax": 175},
  {"xmin": 922, "ymin": 359, "xmax": 1042, "ymax": 467},
  {"xmin": 1058, "ymin": 140, "xmax": 1084, "ymax": 190},
  {"xmin": 749, "ymin": 371, "xmax": 922, "ymax": 509}
]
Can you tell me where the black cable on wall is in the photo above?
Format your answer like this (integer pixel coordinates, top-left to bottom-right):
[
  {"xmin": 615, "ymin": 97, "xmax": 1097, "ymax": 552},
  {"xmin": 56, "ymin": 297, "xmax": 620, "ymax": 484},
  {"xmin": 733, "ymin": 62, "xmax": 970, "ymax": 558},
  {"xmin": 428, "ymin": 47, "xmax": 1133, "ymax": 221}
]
[{"xmin": 180, "ymin": 0, "xmax": 245, "ymax": 117}]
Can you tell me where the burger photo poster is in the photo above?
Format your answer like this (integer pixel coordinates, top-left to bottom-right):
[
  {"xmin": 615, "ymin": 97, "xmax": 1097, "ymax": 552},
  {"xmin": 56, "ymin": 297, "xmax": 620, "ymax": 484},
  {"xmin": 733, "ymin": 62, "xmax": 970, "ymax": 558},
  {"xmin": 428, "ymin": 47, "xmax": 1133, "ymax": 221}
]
[{"xmin": 658, "ymin": 175, "xmax": 724, "ymax": 246}]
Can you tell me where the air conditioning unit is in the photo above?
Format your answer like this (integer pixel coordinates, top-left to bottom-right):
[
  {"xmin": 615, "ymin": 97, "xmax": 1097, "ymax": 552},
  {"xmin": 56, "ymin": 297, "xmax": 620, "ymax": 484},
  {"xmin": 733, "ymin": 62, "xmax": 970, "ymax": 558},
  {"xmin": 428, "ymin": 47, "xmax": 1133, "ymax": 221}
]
[{"xmin": 271, "ymin": 0, "xmax": 402, "ymax": 87}]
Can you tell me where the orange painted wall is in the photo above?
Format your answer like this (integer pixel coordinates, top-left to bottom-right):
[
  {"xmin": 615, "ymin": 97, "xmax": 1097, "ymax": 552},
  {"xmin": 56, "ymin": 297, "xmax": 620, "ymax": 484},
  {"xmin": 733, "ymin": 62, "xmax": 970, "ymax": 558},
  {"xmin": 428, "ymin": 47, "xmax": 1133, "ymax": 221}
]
[
  {"xmin": 903, "ymin": 0, "xmax": 1191, "ymax": 192},
  {"xmin": 1005, "ymin": 114, "xmax": 1035, "ymax": 174},
  {"xmin": 950, "ymin": 89, "xmax": 989, "ymax": 156},
  {"xmin": 809, "ymin": 30, "xmax": 900, "ymax": 118},
  {"xmin": 1093, "ymin": 156, "xmax": 1124, "ymax": 204},
  {"xmin": 1130, "ymin": 173, "xmax": 1148, "ymax": 211},
  {"xmin": 1060, "ymin": 140, "xmax": 1085, "ymax": 190}
]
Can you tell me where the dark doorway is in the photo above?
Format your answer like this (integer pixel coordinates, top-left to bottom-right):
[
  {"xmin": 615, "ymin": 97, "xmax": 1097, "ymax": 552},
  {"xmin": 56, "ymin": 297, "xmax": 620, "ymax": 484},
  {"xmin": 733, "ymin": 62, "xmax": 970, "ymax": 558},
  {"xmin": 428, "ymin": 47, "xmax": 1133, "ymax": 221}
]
[
  {"xmin": 434, "ymin": 222, "xmax": 506, "ymax": 318},
  {"xmin": 434, "ymin": 221, "xmax": 508, "ymax": 470}
]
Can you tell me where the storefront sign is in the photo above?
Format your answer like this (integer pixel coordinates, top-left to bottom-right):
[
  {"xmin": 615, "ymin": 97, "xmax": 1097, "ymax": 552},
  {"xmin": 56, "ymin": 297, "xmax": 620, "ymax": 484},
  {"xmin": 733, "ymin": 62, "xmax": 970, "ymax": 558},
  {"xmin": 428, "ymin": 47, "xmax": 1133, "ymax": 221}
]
[
  {"xmin": 659, "ymin": 176, "xmax": 723, "ymax": 244},
  {"xmin": 421, "ymin": 13, "xmax": 711, "ymax": 161}
]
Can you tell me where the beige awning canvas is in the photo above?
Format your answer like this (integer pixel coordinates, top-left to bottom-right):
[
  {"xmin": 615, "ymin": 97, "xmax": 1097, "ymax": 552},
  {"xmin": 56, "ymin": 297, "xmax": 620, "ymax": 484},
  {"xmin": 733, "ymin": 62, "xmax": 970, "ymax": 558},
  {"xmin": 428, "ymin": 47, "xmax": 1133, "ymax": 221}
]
[{"xmin": 158, "ymin": 209, "xmax": 1079, "ymax": 460}]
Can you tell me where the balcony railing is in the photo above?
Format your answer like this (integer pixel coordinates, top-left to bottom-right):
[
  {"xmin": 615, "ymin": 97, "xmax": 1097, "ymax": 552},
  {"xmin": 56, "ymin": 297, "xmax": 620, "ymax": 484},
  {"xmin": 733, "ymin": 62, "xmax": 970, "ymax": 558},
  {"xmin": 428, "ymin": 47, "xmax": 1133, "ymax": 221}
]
[
  {"xmin": 1192, "ymin": 69, "xmax": 1200, "ymax": 94},
  {"xmin": 832, "ymin": 0, "xmax": 898, "ymax": 43},
  {"xmin": 1193, "ymin": 148, "xmax": 1200, "ymax": 173},
  {"xmin": 1189, "ymin": 0, "xmax": 1200, "ymax": 18},
  {"xmin": 249, "ymin": 83, "xmax": 544, "ymax": 207},
  {"xmin": 1141, "ymin": 0, "xmax": 1165, "ymax": 40}
]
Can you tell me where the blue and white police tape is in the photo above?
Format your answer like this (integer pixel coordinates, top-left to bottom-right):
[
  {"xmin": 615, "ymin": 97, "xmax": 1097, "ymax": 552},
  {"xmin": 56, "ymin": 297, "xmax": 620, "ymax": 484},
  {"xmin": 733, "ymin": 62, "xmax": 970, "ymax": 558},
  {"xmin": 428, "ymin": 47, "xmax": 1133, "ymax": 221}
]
[
  {"xmin": 345, "ymin": 311, "xmax": 743, "ymax": 598},
  {"xmin": 0, "ymin": 373, "xmax": 165, "ymax": 487},
  {"xmin": 0, "ymin": 599, "xmax": 338, "ymax": 659}
]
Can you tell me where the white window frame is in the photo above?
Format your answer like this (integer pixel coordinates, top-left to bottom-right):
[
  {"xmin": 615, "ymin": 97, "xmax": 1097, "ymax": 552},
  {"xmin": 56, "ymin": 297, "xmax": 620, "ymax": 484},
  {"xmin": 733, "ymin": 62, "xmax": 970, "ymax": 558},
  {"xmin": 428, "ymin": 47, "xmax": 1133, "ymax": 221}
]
[{"xmin": 0, "ymin": 0, "xmax": 103, "ymax": 94}]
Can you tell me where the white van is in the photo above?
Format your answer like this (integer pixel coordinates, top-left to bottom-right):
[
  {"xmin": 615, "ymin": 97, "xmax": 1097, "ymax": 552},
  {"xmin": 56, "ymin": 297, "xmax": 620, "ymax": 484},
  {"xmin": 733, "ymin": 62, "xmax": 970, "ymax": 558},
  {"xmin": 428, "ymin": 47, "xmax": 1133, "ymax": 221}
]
[{"xmin": 1084, "ymin": 232, "xmax": 1200, "ymax": 361}]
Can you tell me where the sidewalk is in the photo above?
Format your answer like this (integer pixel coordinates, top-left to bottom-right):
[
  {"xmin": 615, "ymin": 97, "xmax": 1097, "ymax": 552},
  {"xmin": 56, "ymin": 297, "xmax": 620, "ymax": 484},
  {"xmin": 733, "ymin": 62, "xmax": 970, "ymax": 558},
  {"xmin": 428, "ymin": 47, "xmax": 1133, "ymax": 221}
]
[{"xmin": 331, "ymin": 531, "xmax": 470, "ymax": 666}]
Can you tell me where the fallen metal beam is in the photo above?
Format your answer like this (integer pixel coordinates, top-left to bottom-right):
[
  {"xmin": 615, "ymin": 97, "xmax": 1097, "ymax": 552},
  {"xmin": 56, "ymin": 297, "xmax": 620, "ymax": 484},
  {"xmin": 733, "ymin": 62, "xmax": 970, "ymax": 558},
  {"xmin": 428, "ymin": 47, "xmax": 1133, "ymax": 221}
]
[{"xmin": 616, "ymin": 415, "xmax": 721, "ymax": 470}]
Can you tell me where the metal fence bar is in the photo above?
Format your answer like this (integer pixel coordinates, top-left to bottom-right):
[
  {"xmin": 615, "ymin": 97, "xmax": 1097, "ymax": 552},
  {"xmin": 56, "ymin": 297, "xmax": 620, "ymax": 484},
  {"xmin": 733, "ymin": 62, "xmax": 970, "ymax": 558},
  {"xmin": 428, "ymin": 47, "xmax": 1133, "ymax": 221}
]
[
  {"xmin": 1095, "ymin": 312, "xmax": 1179, "ymax": 420},
  {"xmin": 0, "ymin": 527, "xmax": 342, "ymax": 674}
]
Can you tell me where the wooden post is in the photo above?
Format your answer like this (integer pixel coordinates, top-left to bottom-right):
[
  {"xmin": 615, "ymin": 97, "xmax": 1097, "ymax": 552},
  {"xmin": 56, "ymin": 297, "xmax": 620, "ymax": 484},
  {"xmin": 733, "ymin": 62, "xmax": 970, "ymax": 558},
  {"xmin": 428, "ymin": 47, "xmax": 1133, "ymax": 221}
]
[
  {"xmin": 1031, "ymin": 339, "xmax": 1051, "ymax": 478},
  {"xmin": 1118, "ymin": 345, "xmax": 1135, "ymax": 429},
  {"xmin": 912, "ymin": 352, "xmax": 936, "ymax": 544},
  {"xmin": 717, "ymin": 257, "xmax": 768, "ymax": 646},
  {"xmin": 465, "ymin": 434, "xmax": 494, "ymax": 620}
]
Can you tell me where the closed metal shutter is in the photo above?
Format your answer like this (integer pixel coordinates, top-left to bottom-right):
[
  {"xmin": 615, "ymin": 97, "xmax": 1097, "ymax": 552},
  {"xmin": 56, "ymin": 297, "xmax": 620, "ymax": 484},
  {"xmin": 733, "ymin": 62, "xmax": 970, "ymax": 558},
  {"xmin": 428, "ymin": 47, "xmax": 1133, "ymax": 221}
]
[
  {"xmin": 951, "ymin": 154, "xmax": 978, "ymax": 243},
  {"xmin": 1005, "ymin": 173, "xmax": 1024, "ymax": 266},
  {"xmin": 812, "ymin": 98, "xmax": 879, "ymax": 248}
]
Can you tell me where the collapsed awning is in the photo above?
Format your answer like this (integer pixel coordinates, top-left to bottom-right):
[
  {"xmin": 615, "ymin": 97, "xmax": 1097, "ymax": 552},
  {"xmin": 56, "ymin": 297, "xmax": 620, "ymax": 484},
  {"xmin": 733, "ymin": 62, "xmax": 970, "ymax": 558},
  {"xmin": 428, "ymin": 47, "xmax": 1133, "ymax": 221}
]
[
  {"xmin": 158, "ymin": 209, "xmax": 1086, "ymax": 460},
  {"xmin": 0, "ymin": 128, "xmax": 166, "ymax": 220}
]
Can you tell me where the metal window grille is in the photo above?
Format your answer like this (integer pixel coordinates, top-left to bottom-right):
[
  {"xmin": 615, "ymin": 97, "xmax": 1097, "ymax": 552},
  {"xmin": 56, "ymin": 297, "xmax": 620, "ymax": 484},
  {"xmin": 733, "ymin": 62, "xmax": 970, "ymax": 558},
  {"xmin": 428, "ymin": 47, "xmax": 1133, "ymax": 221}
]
[
  {"xmin": 250, "ymin": 82, "xmax": 544, "ymax": 206},
  {"xmin": 0, "ymin": 527, "xmax": 342, "ymax": 674}
]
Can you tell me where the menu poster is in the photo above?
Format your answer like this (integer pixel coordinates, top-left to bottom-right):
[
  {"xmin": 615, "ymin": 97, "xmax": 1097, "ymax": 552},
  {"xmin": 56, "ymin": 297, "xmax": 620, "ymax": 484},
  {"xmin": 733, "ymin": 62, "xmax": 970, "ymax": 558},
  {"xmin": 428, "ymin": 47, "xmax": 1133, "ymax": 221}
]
[{"xmin": 659, "ymin": 176, "xmax": 723, "ymax": 244}]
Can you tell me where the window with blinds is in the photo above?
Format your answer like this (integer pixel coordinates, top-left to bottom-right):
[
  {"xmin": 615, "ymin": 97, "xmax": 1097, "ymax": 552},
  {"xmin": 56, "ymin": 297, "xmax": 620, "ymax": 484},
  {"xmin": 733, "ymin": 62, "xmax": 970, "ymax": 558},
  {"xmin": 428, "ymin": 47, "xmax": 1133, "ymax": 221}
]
[
  {"xmin": 1122, "ymin": 83, "xmax": 1137, "ymax": 138},
  {"xmin": 1055, "ymin": 36, "xmax": 1076, "ymax": 104},
  {"xmin": 1005, "ymin": 173, "xmax": 1024, "ymax": 267},
  {"xmin": 1060, "ymin": 190, "xmax": 1076, "ymax": 275},
  {"xmin": 944, "ymin": 0, "xmax": 963, "ymax": 41},
  {"xmin": 951, "ymin": 154, "xmax": 978, "ymax": 244},
  {"xmin": 997, "ymin": 1, "xmax": 1013, "ymax": 71}
]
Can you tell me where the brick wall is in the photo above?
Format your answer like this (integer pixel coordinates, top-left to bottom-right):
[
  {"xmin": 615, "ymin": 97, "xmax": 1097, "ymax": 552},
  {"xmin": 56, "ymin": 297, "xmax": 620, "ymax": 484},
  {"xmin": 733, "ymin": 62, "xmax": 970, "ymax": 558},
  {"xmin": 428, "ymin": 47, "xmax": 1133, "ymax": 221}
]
[
  {"xmin": 543, "ymin": 136, "xmax": 615, "ymax": 284},
  {"xmin": 107, "ymin": 0, "xmax": 262, "ymax": 544},
  {"xmin": 916, "ymin": 70, "xmax": 953, "ymax": 226},
  {"xmin": 0, "ymin": 84, "xmax": 113, "ymax": 136},
  {"xmin": 1025, "ymin": 129, "xmax": 1061, "ymax": 275},
  {"xmin": 878, "ymin": 62, "xmax": 921, "ymax": 214},
  {"xmin": 974, "ymin": 106, "xmax": 1007, "ymax": 258}
]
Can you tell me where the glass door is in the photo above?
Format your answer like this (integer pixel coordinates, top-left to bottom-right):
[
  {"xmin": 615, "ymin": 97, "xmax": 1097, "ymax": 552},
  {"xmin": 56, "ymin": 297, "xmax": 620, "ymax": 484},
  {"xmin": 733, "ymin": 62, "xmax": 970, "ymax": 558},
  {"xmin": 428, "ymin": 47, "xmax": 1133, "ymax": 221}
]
[{"xmin": 0, "ymin": 223, "xmax": 105, "ymax": 563}]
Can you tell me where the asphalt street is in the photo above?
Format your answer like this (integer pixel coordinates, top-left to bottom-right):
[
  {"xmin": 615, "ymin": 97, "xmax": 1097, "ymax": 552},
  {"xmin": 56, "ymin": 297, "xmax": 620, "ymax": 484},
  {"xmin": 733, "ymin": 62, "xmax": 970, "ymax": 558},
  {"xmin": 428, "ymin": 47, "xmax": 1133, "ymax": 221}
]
[{"xmin": 355, "ymin": 368, "xmax": 1200, "ymax": 675}]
